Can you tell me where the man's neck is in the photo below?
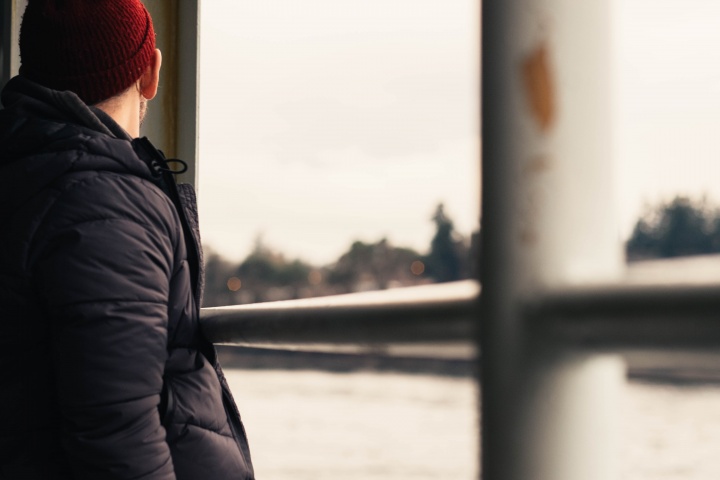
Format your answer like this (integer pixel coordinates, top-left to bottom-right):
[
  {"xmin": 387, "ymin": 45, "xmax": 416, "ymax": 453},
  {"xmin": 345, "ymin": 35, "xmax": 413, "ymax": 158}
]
[{"xmin": 95, "ymin": 89, "xmax": 141, "ymax": 138}]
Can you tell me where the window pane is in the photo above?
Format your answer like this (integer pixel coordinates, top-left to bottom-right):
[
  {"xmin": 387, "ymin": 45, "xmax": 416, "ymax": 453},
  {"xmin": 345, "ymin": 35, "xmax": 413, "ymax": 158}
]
[
  {"xmin": 198, "ymin": 0, "xmax": 479, "ymax": 301},
  {"xmin": 615, "ymin": 0, "xmax": 720, "ymax": 260}
]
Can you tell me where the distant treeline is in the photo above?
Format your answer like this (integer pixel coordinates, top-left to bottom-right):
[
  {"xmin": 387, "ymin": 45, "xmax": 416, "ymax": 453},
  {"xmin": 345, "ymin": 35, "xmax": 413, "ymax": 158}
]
[
  {"xmin": 626, "ymin": 196, "xmax": 720, "ymax": 261},
  {"xmin": 203, "ymin": 195, "xmax": 714, "ymax": 307},
  {"xmin": 202, "ymin": 203, "xmax": 479, "ymax": 307}
]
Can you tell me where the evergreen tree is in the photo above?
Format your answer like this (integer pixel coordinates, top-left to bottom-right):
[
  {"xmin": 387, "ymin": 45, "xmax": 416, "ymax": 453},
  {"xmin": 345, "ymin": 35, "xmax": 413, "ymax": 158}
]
[
  {"xmin": 203, "ymin": 250, "xmax": 240, "ymax": 307},
  {"xmin": 235, "ymin": 237, "xmax": 313, "ymax": 301},
  {"xmin": 327, "ymin": 238, "xmax": 423, "ymax": 292},
  {"xmin": 424, "ymin": 203, "xmax": 462, "ymax": 282},
  {"xmin": 626, "ymin": 196, "xmax": 720, "ymax": 261}
]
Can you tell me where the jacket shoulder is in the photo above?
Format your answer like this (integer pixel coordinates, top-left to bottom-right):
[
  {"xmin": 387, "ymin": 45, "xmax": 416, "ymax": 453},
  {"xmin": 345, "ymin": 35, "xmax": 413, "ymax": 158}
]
[{"xmin": 27, "ymin": 167, "xmax": 183, "ymax": 278}]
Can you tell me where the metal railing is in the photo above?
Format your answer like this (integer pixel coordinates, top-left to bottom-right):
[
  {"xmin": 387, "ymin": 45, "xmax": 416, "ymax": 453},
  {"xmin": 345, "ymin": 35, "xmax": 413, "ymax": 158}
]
[
  {"xmin": 201, "ymin": 280, "xmax": 479, "ymax": 358},
  {"xmin": 201, "ymin": 256, "xmax": 720, "ymax": 359}
]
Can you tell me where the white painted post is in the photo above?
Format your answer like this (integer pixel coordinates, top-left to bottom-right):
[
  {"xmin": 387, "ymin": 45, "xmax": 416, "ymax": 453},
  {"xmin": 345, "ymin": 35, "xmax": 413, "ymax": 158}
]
[
  {"xmin": 480, "ymin": 1, "xmax": 625, "ymax": 479},
  {"xmin": 174, "ymin": 0, "xmax": 201, "ymax": 189}
]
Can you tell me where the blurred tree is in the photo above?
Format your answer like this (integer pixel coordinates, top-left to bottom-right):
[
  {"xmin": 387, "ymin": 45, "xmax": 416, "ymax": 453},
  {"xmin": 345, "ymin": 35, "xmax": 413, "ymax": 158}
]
[
  {"xmin": 327, "ymin": 240, "xmax": 372, "ymax": 291},
  {"xmin": 203, "ymin": 249, "xmax": 241, "ymax": 307},
  {"xmin": 327, "ymin": 239, "xmax": 426, "ymax": 292},
  {"xmin": 424, "ymin": 203, "xmax": 463, "ymax": 282},
  {"xmin": 203, "ymin": 204, "xmax": 478, "ymax": 304},
  {"xmin": 236, "ymin": 237, "xmax": 313, "ymax": 302},
  {"xmin": 626, "ymin": 196, "xmax": 720, "ymax": 261}
]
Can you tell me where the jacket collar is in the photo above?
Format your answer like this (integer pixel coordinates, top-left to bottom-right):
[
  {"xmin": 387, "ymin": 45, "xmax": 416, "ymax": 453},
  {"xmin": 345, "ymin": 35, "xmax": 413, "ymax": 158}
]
[
  {"xmin": 0, "ymin": 76, "xmax": 158, "ymax": 222},
  {"xmin": 1, "ymin": 75, "xmax": 123, "ymax": 138}
]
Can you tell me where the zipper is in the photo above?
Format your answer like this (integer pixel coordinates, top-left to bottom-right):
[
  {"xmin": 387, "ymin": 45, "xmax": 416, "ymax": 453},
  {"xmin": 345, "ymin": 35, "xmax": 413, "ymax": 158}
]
[{"xmin": 134, "ymin": 137, "xmax": 202, "ymax": 306}]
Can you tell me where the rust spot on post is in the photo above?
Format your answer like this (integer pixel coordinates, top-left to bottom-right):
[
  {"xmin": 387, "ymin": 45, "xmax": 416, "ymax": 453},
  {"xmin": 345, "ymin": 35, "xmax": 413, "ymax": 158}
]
[{"xmin": 522, "ymin": 42, "xmax": 555, "ymax": 132}]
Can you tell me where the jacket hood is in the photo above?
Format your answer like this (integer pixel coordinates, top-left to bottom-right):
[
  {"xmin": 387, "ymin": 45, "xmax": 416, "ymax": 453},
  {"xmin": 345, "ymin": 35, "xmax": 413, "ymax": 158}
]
[{"xmin": 0, "ymin": 76, "xmax": 156, "ymax": 222}]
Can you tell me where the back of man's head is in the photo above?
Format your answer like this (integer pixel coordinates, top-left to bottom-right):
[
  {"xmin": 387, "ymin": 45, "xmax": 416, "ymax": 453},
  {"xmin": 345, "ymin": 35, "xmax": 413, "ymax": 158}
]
[{"xmin": 19, "ymin": 0, "xmax": 156, "ymax": 106}]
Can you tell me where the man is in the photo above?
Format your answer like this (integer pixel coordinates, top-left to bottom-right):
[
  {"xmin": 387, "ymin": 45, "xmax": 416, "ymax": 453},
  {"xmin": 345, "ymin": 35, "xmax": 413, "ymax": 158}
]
[{"xmin": 0, "ymin": 1, "xmax": 254, "ymax": 478}]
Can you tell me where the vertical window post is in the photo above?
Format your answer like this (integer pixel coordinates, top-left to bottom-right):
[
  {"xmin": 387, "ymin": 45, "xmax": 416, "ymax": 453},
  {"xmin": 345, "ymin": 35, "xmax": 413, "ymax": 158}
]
[
  {"xmin": 1, "ymin": 0, "xmax": 26, "ymax": 91},
  {"xmin": 481, "ymin": 1, "xmax": 624, "ymax": 479},
  {"xmin": 141, "ymin": 0, "xmax": 201, "ymax": 189}
]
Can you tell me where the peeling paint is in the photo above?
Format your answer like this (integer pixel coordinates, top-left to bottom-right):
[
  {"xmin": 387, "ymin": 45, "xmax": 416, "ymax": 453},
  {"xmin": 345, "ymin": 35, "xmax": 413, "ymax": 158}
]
[
  {"xmin": 517, "ymin": 183, "xmax": 542, "ymax": 247},
  {"xmin": 522, "ymin": 41, "xmax": 555, "ymax": 132},
  {"xmin": 517, "ymin": 156, "xmax": 550, "ymax": 246}
]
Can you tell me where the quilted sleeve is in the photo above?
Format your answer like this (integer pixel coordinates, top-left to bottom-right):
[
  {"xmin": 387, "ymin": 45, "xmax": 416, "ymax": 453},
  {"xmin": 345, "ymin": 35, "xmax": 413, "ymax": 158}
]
[{"xmin": 30, "ymin": 171, "xmax": 180, "ymax": 480}]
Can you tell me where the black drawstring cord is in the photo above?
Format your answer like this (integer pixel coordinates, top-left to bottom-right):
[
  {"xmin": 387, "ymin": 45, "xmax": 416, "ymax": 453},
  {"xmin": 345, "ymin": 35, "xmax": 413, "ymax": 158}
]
[
  {"xmin": 134, "ymin": 137, "xmax": 189, "ymax": 177},
  {"xmin": 163, "ymin": 158, "xmax": 189, "ymax": 175},
  {"xmin": 150, "ymin": 158, "xmax": 189, "ymax": 176}
]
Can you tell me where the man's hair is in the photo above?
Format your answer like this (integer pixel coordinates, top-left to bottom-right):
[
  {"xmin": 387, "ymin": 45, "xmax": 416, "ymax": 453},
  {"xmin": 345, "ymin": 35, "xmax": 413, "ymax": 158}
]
[{"xmin": 19, "ymin": 0, "xmax": 156, "ymax": 105}]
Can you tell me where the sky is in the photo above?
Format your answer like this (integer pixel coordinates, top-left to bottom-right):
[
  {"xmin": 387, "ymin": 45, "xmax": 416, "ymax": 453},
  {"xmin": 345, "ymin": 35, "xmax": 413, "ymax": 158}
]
[
  {"xmin": 614, "ymin": 0, "xmax": 720, "ymax": 227},
  {"xmin": 197, "ymin": 0, "xmax": 720, "ymax": 266}
]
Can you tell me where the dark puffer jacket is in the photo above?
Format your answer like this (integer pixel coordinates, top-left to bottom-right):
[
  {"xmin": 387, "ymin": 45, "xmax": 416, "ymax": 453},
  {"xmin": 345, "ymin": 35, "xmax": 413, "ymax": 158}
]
[{"xmin": 0, "ymin": 76, "xmax": 254, "ymax": 479}]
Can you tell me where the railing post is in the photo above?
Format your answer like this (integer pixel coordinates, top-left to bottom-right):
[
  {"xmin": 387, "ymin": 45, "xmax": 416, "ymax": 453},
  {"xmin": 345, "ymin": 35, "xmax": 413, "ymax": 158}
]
[{"xmin": 480, "ymin": 1, "xmax": 624, "ymax": 479}]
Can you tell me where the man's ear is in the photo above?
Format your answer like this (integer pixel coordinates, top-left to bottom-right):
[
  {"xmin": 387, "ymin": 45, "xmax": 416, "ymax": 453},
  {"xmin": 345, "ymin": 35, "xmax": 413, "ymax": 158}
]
[{"xmin": 139, "ymin": 48, "xmax": 162, "ymax": 100}]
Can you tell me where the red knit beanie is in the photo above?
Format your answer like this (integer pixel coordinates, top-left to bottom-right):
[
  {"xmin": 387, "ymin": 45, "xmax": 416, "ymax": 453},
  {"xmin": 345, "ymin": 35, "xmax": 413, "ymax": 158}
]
[{"xmin": 19, "ymin": 0, "xmax": 156, "ymax": 105}]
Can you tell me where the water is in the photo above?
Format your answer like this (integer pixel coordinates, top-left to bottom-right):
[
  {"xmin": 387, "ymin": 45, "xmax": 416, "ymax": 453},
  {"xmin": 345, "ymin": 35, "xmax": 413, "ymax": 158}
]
[
  {"xmin": 227, "ymin": 370, "xmax": 478, "ymax": 480},
  {"xmin": 226, "ymin": 369, "xmax": 720, "ymax": 479},
  {"xmin": 621, "ymin": 382, "xmax": 720, "ymax": 480}
]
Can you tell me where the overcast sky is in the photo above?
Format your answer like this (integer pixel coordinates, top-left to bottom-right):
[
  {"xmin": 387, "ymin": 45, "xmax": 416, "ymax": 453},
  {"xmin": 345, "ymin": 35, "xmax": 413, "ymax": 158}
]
[
  {"xmin": 197, "ymin": 0, "xmax": 720, "ymax": 265},
  {"xmin": 614, "ymin": 0, "xmax": 720, "ymax": 226}
]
